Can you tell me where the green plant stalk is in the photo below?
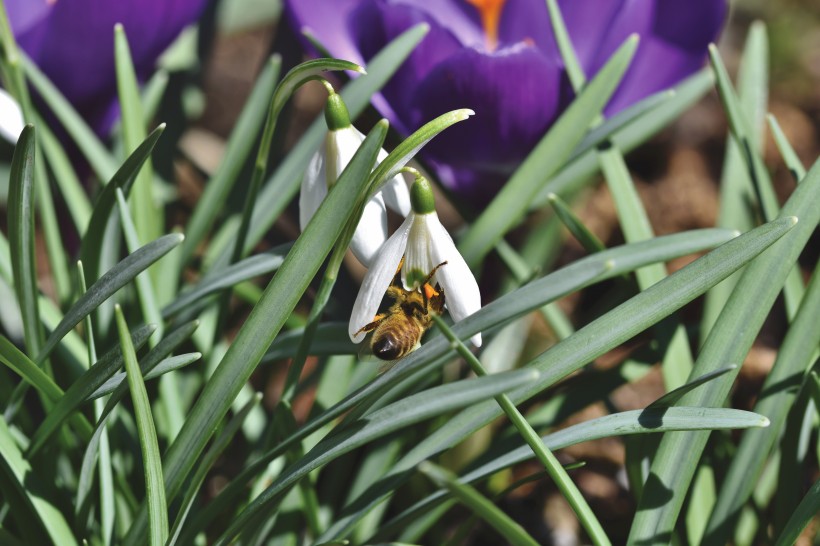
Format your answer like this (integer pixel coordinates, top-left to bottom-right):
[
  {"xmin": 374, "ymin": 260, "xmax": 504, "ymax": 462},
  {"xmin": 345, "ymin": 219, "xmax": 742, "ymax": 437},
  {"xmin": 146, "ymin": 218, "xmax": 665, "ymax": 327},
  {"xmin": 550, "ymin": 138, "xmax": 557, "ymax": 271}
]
[
  {"xmin": 627, "ymin": 156, "xmax": 820, "ymax": 543},
  {"xmin": 115, "ymin": 306, "xmax": 169, "ymax": 546},
  {"xmin": 431, "ymin": 315, "xmax": 611, "ymax": 545},
  {"xmin": 78, "ymin": 262, "xmax": 115, "ymax": 546},
  {"xmin": 419, "ymin": 461, "xmax": 540, "ymax": 546}
]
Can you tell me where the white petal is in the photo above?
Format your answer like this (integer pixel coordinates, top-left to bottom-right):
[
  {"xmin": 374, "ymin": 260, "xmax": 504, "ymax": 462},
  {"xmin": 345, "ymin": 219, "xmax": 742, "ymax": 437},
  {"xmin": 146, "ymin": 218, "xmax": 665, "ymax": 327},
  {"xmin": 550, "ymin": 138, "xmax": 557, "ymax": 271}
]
[
  {"xmin": 330, "ymin": 126, "xmax": 364, "ymax": 185},
  {"xmin": 349, "ymin": 214, "xmax": 413, "ymax": 343},
  {"xmin": 0, "ymin": 89, "xmax": 24, "ymax": 144},
  {"xmin": 402, "ymin": 214, "xmax": 434, "ymax": 290},
  {"xmin": 349, "ymin": 193, "xmax": 388, "ymax": 267},
  {"xmin": 376, "ymin": 149, "xmax": 411, "ymax": 215},
  {"xmin": 427, "ymin": 214, "xmax": 483, "ymax": 347},
  {"xmin": 299, "ymin": 146, "xmax": 328, "ymax": 230}
]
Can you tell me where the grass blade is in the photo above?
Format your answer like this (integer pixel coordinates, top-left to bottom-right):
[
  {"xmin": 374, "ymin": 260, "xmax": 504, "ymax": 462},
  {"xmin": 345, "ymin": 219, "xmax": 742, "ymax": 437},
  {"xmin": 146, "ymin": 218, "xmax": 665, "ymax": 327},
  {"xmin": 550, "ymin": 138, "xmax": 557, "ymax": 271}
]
[
  {"xmin": 115, "ymin": 305, "xmax": 168, "ymax": 546},
  {"xmin": 0, "ymin": 417, "xmax": 78, "ymax": 546},
  {"xmin": 39, "ymin": 233, "xmax": 183, "ymax": 363},
  {"xmin": 773, "ymin": 478, "xmax": 820, "ymax": 546},
  {"xmin": 547, "ymin": 192, "xmax": 605, "ymax": 253},
  {"xmin": 419, "ymin": 462, "xmax": 539, "ymax": 546},
  {"xmin": 215, "ymin": 369, "xmax": 540, "ymax": 545},
  {"xmin": 78, "ymin": 123, "xmax": 165, "ymax": 283},
  {"xmin": 627, "ymin": 156, "xmax": 819, "ymax": 545},
  {"xmin": 115, "ymin": 24, "xmax": 161, "ymax": 246},
  {"xmin": 704, "ymin": 263, "xmax": 820, "ymax": 543},
  {"xmin": 647, "ymin": 366, "xmax": 737, "ymax": 409},
  {"xmin": 767, "ymin": 114, "xmax": 807, "ymax": 182},
  {"xmin": 87, "ymin": 353, "xmax": 201, "ymax": 401},
  {"xmin": 27, "ymin": 324, "xmax": 155, "ymax": 456},
  {"xmin": 7, "ymin": 124, "xmax": 42, "ymax": 357}
]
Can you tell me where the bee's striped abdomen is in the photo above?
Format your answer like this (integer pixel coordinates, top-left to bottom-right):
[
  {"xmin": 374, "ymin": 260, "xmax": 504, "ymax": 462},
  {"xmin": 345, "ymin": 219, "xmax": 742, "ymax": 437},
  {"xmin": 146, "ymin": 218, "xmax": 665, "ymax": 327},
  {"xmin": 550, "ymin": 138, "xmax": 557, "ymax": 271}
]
[{"xmin": 372, "ymin": 322, "xmax": 423, "ymax": 361}]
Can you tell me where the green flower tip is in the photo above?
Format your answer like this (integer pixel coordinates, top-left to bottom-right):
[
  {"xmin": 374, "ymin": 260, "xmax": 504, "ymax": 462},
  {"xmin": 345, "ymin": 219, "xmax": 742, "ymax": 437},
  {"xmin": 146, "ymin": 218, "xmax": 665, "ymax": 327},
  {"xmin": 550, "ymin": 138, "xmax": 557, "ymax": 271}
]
[
  {"xmin": 410, "ymin": 175, "xmax": 436, "ymax": 215},
  {"xmin": 405, "ymin": 268, "xmax": 428, "ymax": 289},
  {"xmin": 324, "ymin": 93, "xmax": 351, "ymax": 130}
]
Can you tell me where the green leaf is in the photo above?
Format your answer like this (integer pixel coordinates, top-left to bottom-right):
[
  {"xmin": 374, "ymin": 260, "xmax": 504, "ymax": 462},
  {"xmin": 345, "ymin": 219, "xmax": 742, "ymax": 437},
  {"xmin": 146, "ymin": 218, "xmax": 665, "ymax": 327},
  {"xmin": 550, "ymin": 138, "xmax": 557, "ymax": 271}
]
[
  {"xmin": 0, "ymin": 417, "xmax": 78, "ymax": 546},
  {"xmin": 167, "ymin": 393, "xmax": 261, "ymax": 546},
  {"xmin": 0, "ymin": 335, "xmax": 61, "ymax": 404},
  {"xmin": 37, "ymin": 119, "xmax": 92, "ymax": 232},
  {"xmin": 7, "ymin": 124, "xmax": 42, "ymax": 357},
  {"xmin": 163, "ymin": 243, "xmax": 290, "ymax": 318},
  {"xmin": 115, "ymin": 23, "xmax": 161, "ymax": 246},
  {"xmin": 547, "ymin": 193, "xmax": 605, "ymax": 253},
  {"xmin": 115, "ymin": 306, "xmax": 168, "ymax": 546},
  {"xmin": 459, "ymin": 35, "xmax": 639, "ymax": 267},
  {"xmin": 78, "ymin": 124, "xmax": 165, "ymax": 283},
  {"xmin": 87, "ymin": 353, "xmax": 201, "ymax": 401},
  {"xmin": 39, "ymin": 233, "xmax": 183, "ymax": 363},
  {"xmin": 27, "ymin": 324, "xmax": 155, "ymax": 456},
  {"xmin": 704, "ymin": 263, "xmax": 820, "ymax": 543},
  {"xmin": 767, "ymin": 114, "xmax": 807, "ymax": 183},
  {"xmin": 179, "ymin": 55, "xmax": 281, "ymax": 265},
  {"xmin": 628, "ymin": 155, "xmax": 820, "ymax": 544},
  {"xmin": 373, "ymin": 405, "xmax": 771, "ymax": 542},
  {"xmin": 262, "ymin": 322, "xmax": 355, "ymax": 361},
  {"xmin": 647, "ymin": 366, "xmax": 737, "ymax": 409},
  {"xmin": 215, "ymin": 370, "xmax": 541, "ymax": 545},
  {"xmin": 418, "ymin": 462, "xmax": 539, "ymax": 546},
  {"xmin": 122, "ymin": 121, "xmax": 390, "ymax": 546},
  {"xmin": 773, "ymin": 478, "xmax": 820, "ymax": 546}
]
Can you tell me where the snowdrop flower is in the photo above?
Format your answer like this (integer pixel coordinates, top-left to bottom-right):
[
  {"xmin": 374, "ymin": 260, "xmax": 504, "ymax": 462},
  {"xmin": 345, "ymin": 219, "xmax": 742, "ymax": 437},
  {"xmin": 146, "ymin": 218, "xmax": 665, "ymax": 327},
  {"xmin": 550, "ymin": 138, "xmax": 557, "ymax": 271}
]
[
  {"xmin": 0, "ymin": 88, "xmax": 24, "ymax": 144},
  {"xmin": 299, "ymin": 91, "xmax": 411, "ymax": 266},
  {"xmin": 349, "ymin": 170, "xmax": 482, "ymax": 347}
]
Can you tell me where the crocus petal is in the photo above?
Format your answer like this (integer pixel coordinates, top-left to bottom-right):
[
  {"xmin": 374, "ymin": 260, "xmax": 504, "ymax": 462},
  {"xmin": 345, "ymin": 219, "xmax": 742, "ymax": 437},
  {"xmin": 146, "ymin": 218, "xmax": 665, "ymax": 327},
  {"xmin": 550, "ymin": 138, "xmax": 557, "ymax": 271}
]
[
  {"xmin": 349, "ymin": 214, "xmax": 413, "ymax": 342},
  {"xmin": 0, "ymin": 88, "xmax": 25, "ymax": 144},
  {"xmin": 10, "ymin": 0, "xmax": 207, "ymax": 135},
  {"xmin": 426, "ymin": 215, "xmax": 482, "ymax": 347},
  {"xmin": 349, "ymin": 193, "xmax": 388, "ymax": 267},
  {"xmin": 299, "ymin": 146, "xmax": 328, "ymax": 230}
]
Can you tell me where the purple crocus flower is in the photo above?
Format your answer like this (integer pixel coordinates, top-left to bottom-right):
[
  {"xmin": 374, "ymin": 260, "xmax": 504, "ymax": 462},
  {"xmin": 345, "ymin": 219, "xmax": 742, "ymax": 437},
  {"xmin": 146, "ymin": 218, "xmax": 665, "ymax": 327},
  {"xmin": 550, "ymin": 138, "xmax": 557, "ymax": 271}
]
[
  {"xmin": 284, "ymin": 0, "xmax": 727, "ymax": 200},
  {"xmin": 6, "ymin": 0, "xmax": 208, "ymax": 136}
]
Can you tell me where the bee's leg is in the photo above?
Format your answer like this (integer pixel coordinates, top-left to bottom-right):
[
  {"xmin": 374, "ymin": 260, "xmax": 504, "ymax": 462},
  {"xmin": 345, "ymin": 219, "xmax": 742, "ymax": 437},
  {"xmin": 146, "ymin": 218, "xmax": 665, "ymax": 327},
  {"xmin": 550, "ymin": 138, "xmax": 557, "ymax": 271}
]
[
  {"xmin": 423, "ymin": 261, "xmax": 448, "ymax": 286},
  {"xmin": 354, "ymin": 313, "xmax": 387, "ymax": 336}
]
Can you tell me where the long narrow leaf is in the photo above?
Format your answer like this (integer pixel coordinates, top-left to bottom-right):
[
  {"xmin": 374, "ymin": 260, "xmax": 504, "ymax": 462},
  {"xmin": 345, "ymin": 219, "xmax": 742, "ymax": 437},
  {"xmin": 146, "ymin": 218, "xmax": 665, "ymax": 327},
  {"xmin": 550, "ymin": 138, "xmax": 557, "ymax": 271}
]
[
  {"xmin": 27, "ymin": 324, "xmax": 155, "ymax": 456},
  {"xmin": 115, "ymin": 306, "xmax": 168, "ymax": 545},
  {"xmin": 7, "ymin": 124, "xmax": 41, "ymax": 357},
  {"xmin": 40, "ymin": 233, "xmax": 183, "ymax": 362},
  {"xmin": 627, "ymin": 155, "xmax": 819, "ymax": 544}
]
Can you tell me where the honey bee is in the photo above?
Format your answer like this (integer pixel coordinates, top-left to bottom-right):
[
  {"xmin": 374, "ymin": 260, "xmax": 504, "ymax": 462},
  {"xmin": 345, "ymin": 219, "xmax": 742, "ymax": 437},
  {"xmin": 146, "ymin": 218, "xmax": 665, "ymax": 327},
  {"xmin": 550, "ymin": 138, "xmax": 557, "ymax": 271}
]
[{"xmin": 355, "ymin": 261, "xmax": 447, "ymax": 361}]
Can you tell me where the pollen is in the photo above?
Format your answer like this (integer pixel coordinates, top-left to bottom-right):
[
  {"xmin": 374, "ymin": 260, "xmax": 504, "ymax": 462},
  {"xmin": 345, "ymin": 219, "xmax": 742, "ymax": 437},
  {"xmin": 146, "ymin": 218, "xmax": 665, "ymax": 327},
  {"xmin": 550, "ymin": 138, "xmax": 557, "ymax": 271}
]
[{"xmin": 465, "ymin": 0, "xmax": 506, "ymax": 51}]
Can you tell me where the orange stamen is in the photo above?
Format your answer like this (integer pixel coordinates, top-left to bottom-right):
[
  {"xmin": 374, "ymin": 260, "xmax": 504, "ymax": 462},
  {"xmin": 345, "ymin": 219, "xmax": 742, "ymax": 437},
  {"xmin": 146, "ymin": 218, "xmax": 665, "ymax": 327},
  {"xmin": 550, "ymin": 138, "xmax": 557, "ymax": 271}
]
[{"xmin": 465, "ymin": 0, "xmax": 506, "ymax": 51}]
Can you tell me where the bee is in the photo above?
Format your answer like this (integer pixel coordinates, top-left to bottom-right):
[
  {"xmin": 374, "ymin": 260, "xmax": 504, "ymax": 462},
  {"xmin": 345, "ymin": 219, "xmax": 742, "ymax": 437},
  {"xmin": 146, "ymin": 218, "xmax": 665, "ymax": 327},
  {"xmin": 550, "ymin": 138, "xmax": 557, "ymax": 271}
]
[{"xmin": 355, "ymin": 261, "xmax": 448, "ymax": 361}]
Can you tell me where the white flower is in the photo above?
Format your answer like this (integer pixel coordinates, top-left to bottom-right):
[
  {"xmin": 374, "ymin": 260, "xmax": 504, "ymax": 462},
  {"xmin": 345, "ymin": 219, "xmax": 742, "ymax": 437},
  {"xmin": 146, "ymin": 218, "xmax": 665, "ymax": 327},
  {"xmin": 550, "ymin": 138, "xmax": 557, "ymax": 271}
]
[
  {"xmin": 299, "ymin": 93, "xmax": 410, "ymax": 266},
  {"xmin": 349, "ymin": 173, "xmax": 482, "ymax": 347},
  {"xmin": 0, "ymin": 88, "xmax": 24, "ymax": 144}
]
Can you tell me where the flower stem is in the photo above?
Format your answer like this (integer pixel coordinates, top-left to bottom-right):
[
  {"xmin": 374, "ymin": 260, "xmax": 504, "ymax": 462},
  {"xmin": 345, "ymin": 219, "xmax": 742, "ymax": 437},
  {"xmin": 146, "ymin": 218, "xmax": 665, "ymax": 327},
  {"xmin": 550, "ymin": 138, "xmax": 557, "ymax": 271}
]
[{"xmin": 430, "ymin": 314, "xmax": 611, "ymax": 546}]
